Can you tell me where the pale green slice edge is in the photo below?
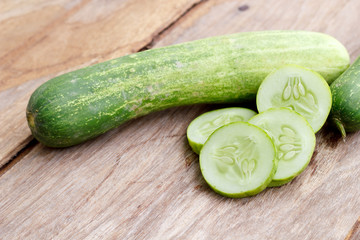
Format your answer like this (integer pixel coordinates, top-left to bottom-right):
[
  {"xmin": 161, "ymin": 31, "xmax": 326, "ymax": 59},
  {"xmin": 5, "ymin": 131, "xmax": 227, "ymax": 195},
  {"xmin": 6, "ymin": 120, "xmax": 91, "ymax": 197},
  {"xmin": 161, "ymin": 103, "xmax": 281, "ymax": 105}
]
[
  {"xmin": 256, "ymin": 64, "xmax": 332, "ymax": 133},
  {"xmin": 187, "ymin": 107, "xmax": 256, "ymax": 154},
  {"xmin": 199, "ymin": 121, "xmax": 276, "ymax": 198},
  {"xmin": 267, "ymin": 178, "xmax": 293, "ymax": 187},
  {"xmin": 249, "ymin": 107, "xmax": 316, "ymax": 187}
]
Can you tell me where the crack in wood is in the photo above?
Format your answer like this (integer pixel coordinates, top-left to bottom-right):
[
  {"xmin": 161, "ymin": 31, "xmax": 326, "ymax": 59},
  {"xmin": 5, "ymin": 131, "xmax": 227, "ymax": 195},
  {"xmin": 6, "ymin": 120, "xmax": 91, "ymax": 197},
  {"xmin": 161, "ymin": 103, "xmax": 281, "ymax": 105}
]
[
  {"xmin": 0, "ymin": 138, "xmax": 38, "ymax": 177},
  {"xmin": 345, "ymin": 217, "xmax": 360, "ymax": 240},
  {"xmin": 139, "ymin": 0, "xmax": 208, "ymax": 52}
]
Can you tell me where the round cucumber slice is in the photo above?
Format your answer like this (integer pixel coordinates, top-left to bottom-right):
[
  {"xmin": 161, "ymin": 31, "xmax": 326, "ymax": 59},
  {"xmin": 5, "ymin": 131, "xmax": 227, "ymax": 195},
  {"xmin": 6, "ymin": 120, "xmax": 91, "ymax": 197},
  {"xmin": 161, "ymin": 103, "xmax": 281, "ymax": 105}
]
[
  {"xmin": 256, "ymin": 65, "xmax": 332, "ymax": 132},
  {"xmin": 249, "ymin": 108, "xmax": 316, "ymax": 187},
  {"xmin": 187, "ymin": 107, "xmax": 256, "ymax": 154},
  {"xmin": 200, "ymin": 122, "xmax": 276, "ymax": 198}
]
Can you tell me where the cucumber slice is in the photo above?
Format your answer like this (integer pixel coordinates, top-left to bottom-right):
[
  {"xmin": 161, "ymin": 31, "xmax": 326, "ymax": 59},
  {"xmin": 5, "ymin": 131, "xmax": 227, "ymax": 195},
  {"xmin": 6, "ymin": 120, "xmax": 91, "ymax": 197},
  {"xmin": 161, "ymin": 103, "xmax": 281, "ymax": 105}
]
[
  {"xmin": 187, "ymin": 107, "xmax": 256, "ymax": 154},
  {"xmin": 256, "ymin": 65, "xmax": 332, "ymax": 132},
  {"xmin": 249, "ymin": 108, "xmax": 316, "ymax": 187},
  {"xmin": 200, "ymin": 122, "xmax": 276, "ymax": 198}
]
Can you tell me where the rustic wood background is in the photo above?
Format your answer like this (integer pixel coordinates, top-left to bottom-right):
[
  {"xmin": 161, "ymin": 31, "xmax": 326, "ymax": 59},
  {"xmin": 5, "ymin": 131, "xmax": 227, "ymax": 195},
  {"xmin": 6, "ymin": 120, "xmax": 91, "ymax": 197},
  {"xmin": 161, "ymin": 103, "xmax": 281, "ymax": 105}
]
[{"xmin": 1, "ymin": 0, "xmax": 360, "ymax": 239}]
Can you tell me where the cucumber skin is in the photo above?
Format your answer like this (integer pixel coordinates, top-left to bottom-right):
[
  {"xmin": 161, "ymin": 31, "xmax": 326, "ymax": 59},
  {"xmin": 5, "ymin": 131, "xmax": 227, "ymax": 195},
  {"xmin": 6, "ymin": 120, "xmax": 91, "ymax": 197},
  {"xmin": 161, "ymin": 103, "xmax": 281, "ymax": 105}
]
[
  {"xmin": 330, "ymin": 56, "xmax": 360, "ymax": 136},
  {"xmin": 26, "ymin": 31, "xmax": 350, "ymax": 147},
  {"xmin": 267, "ymin": 178, "xmax": 293, "ymax": 187}
]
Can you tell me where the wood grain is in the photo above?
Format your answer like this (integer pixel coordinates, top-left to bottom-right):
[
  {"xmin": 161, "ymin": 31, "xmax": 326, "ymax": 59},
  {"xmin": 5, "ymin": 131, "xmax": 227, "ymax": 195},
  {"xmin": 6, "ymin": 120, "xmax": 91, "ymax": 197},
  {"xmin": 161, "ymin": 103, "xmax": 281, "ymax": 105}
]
[
  {"xmin": 0, "ymin": 107, "xmax": 359, "ymax": 239},
  {"xmin": 0, "ymin": 77, "xmax": 42, "ymax": 168},
  {"xmin": 1, "ymin": 0, "xmax": 360, "ymax": 239},
  {"xmin": 153, "ymin": 0, "xmax": 360, "ymax": 60},
  {"xmin": 0, "ymin": 0, "xmax": 202, "ymax": 91}
]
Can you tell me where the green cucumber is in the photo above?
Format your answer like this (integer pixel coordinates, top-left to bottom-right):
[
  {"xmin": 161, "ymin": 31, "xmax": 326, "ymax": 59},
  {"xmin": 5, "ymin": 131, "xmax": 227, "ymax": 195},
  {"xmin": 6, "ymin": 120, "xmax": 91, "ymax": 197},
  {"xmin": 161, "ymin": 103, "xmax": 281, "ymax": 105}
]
[
  {"xmin": 199, "ymin": 121, "xmax": 276, "ymax": 198},
  {"xmin": 330, "ymin": 56, "xmax": 360, "ymax": 138},
  {"xmin": 26, "ymin": 31, "xmax": 349, "ymax": 147},
  {"xmin": 187, "ymin": 107, "xmax": 256, "ymax": 154},
  {"xmin": 256, "ymin": 65, "xmax": 332, "ymax": 132},
  {"xmin": 248, "ymin": 108, "xmax": 316, "ymax": 187}
]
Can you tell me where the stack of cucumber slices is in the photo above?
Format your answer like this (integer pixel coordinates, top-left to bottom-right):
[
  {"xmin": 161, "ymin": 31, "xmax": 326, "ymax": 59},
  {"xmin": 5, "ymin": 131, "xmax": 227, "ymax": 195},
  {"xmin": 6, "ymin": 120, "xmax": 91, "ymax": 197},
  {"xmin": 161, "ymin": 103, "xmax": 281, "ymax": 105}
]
[{"xmin": 187, "ymin": 65, "xmax": 332, "ymax": 198}]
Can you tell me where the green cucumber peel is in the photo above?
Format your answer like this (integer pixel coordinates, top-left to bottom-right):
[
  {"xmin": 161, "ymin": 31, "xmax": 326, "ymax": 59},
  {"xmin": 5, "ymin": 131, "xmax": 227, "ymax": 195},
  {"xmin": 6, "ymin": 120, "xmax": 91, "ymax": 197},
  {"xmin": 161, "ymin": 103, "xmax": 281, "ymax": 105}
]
[
  {"xmin": 330, "ymin": 56, "xmax": 360, "ymax": 138},
  {"xmin": 267, "ymin": 178, "xmax": 293, "ymax": 187},
  {"xmin": 333, "ymin": 117, "xmax": 347, "ymax": 139},
  {"xmin": 26, "ymin": 31, "xmax": 348, "ymax": 147}
]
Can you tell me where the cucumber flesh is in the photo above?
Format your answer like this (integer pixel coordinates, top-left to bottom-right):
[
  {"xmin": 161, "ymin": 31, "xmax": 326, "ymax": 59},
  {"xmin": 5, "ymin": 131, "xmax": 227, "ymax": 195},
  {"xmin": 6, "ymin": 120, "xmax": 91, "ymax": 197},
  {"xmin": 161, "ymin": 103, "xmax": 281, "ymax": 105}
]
[
  {"xmin": 256, "ymin": 65, "xmax": 332, "ymax": 132},
  {"xmin": 249, "ymin": 108, "xmax": 316, "ymax": 186},
  {"xmin": 187, "ymin": 107, "xmax": 256, "ymax": 154},
  {"xmin": 200, "ymin": 122, "xmax": 276, "ymax": 198}
]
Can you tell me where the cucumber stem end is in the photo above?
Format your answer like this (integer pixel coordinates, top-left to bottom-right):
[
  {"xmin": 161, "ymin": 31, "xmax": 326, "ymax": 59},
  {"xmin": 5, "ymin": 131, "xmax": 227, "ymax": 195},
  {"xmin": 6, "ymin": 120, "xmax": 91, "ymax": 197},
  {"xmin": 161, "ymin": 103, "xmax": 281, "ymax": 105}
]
[
  {"xmin": 27, "ymin": 111, "xmax": 35, "ymax": 131},
  {"xmin": 333, "ymin": 117, "xmax": 346, "ymax": 140}
]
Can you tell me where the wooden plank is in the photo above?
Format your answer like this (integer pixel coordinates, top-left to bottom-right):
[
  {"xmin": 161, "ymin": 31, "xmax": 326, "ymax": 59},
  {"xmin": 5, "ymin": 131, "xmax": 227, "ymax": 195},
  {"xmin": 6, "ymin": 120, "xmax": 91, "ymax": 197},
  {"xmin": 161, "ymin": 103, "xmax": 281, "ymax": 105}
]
[
  {"xmin": 0, "ymin": 0, "xmax": 203, "ymax": 167},
  {"xmin": 0, "ymin": 109, "xmax": 359, "ymax": 239},
  {"xmin": 153, "ymin": 0, "xmax": 360, "ymax": 61},
  {"xmin": 1, "ymin": 0, "xmax": 360, "ymax": 239},
  {"xmin": 0, "ymin": 104, "xmax": 206, "ymax": 239},
  {"xmin": 0, "ymin": 78, "xmax": 40, "ymax": 168},
  {"xmin": 0, "ymin": 0, "xmax": 202, "ymax": 91}
]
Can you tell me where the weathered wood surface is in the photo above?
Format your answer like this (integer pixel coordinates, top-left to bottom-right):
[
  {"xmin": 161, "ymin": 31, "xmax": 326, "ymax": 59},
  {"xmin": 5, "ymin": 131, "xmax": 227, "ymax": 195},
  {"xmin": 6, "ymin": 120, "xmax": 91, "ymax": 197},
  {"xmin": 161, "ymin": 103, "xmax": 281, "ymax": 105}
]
[
  {"xmin": 1, "ymin": 0, "xmax": 360, "ymax": 239},
  {"xmin": 0, "ymin": 0, "xmax": 202, "ymax": 91},
  {"xmin": 0, "ymin": 0, "xmax": 203, "ymax": 167}
]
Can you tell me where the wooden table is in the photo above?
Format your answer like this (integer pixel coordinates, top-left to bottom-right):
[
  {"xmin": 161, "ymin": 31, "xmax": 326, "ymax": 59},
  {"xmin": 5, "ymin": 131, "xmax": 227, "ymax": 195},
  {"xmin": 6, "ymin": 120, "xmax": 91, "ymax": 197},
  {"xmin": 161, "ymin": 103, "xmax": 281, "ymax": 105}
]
[{"xmin": 1, "ymin": 0, "xmax": 360, "ymax": 239}]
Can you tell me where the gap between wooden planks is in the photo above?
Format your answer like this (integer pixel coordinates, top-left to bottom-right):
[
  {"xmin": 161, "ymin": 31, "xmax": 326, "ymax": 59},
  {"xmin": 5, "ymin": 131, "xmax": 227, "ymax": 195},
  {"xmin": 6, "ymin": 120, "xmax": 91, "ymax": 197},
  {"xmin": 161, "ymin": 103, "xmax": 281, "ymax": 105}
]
[
  {"xmin": 1, "ymin": 0, "xmax": 360, "ymax": 239},
  {"xmin": 345, "ymin": 216, "xmax": 360, "ymax": 240}
]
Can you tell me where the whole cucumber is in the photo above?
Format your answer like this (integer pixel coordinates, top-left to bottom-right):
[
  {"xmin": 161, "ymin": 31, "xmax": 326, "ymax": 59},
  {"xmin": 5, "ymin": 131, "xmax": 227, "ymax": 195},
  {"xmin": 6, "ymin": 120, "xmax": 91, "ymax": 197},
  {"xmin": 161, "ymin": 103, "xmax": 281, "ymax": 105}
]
[
  {"xmin": 330, "ymin": 56, "xmax": 360, "ymax": 138},
  {"xmin": 26, "ymin": 31, "xmax": 349, "ymax": 147}
]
